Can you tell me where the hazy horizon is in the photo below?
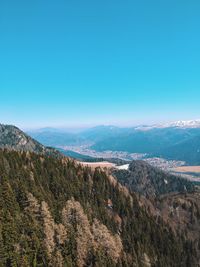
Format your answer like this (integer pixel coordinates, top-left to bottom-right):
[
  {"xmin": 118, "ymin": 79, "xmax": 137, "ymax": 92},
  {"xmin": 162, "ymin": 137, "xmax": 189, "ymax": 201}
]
[
  {"xmin": 17, "ymin": 117, "xmax": 200, "ymax": 132},
  {"xmin": 2, "ymin": 117, "xmax": 200, "ymax": 131}
]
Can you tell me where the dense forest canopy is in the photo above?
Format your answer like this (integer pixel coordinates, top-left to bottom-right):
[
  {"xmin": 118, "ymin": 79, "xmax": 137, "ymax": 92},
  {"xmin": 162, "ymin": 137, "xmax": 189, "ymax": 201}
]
[{"xmin": 0, "ymin": 149, "xmax": 199, "ymax": 266}]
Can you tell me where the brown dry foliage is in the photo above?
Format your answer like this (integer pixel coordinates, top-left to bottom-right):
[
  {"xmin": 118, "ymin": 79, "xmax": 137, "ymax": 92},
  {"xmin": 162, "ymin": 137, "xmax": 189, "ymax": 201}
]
[
  {"xmin": 40, "ymin": 201, "xmax": 55, "ymax": 256},
  {"xmin": 26, "ymin": 194, "xmax": 123, "ymax": 267},
  {"xmin": 92, "ymin": 219, "xmax": 123, "ymax": 263},
  {"xmin": 62, "ymin": 198, "xmax": 93, "ymax": 267},
  {"xmin": 62, "ymin": 198, "xmax": 123, "ymax": 266}
]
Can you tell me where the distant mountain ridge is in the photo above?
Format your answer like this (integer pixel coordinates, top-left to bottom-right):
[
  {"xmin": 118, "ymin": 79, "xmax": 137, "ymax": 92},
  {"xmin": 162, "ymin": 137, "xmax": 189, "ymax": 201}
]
[
  {"xmin": 28, "ymin": 120, "xmax": 200, "ymax": 165},
  {"xmin": 91, "ymin": 127, "xmax": 200, "ymax": 165},
  {"xmin": 161, "ymin": 135, "xmax": 200, "ymax": 165}
]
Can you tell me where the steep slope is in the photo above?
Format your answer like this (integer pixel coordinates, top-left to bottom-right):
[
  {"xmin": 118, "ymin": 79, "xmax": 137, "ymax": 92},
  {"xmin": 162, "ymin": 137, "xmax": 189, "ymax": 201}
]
[
  {"xmin": 156, "ymin": 192, "xmax": 200, "ymax": 238},
  {"xmin": 139, "ymin": 191, "xmax": 200, "ymax": 265},
  {"xmin": 113, "ymin": 160, "xmax": 194, "ymax": 197},
  {"xmin": 0, "ymin": 124, "xmax": 61, "ymax": 157},
  {"xmin": 0, "ymin": 149, "xmax": 198, "ymax": 266}
]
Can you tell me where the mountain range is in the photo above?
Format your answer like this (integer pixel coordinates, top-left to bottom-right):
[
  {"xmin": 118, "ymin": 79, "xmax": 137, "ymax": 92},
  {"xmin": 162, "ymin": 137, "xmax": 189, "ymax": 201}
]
[
  {"xmin": 28, "ymin": 120, "xmax": 200, "ymax": 165},
  {"xmin": 0, "ymin": 123, "xmax": 200, "ymax": 266},
  {"xmin": 91, "ymin": 127, "xmax": 200, "ymax": 164}
]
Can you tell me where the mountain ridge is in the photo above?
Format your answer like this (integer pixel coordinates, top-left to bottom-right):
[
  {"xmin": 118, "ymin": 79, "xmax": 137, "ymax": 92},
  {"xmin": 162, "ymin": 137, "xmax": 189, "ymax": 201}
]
[{"xmin": 0, "ymin": 123, "xmax": 61, "ymax": 157}]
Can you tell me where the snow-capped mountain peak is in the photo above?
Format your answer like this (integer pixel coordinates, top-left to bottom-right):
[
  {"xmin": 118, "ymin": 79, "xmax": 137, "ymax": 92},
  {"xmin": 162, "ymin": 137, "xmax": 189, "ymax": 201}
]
[
  {"xmin": 135, "ymin": 119, "xmax": 200, "ymax": 131},
  {"xmin": 159, "ymin": 119, "xmax": 200, "ymax": 128}
]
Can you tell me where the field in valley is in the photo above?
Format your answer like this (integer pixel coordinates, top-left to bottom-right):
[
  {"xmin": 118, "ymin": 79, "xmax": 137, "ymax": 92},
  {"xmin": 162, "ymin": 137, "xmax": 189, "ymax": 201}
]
[
  {"xmin": 173, "ymin": 166, "xmax": 200, "ymax": 173},
  {"xmin": 79, "ymin": 161, "xmax": 116, "ymax": 169},
  {"xmin": 171, "ymin": 166, "xmax": 200, "ymax": 183}
]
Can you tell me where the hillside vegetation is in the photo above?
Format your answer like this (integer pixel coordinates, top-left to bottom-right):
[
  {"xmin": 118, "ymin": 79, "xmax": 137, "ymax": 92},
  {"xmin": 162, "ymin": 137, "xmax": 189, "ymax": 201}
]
[
  {"xmin": 113, "ymin": 160, "xmax": 194, "ymax": 197},
  {"xmin": 0, "ymin": 149, "xmax": 198, "ymax": 266}
]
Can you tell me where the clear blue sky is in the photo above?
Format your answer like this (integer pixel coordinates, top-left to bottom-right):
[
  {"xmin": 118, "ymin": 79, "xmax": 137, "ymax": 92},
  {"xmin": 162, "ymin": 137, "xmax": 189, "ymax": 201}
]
[{"xmin": 0, "ymin": 0, "xmax": 200, "ymax": 129}]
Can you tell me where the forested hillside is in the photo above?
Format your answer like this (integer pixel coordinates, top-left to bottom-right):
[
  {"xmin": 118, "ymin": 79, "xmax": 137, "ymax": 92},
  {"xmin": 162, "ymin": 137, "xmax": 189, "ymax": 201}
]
[
  {"xmin": 0, "ymin": 149, "xmax": 198, "ymax": 266},
  {"xmin": 113, "ymin": 160, "xmax": 194, "ymax": 197}
]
